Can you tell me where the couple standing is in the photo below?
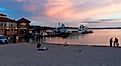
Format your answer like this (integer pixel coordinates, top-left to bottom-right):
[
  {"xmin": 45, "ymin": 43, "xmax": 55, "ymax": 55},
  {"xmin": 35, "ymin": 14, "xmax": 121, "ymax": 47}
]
[{"xmin": 110, "ymin": 37, "xmax": 119, "ymax": 47}]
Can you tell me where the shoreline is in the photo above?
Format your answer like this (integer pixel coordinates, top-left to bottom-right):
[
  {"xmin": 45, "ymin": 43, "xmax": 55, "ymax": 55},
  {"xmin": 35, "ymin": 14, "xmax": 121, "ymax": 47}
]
[{"xmin": 45, "ymin": 43, "xmax": 121, "ymax": 48}]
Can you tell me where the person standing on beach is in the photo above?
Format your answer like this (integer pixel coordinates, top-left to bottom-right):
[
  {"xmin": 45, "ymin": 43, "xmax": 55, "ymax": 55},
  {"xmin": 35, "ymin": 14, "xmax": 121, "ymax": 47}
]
[
  {"xmin": 114, "ymin": 37, "xmax": 119, "ymax": 47},
  {"xmin": 109, "ymin": 37, "xmax": 113, "ymax": 47}
]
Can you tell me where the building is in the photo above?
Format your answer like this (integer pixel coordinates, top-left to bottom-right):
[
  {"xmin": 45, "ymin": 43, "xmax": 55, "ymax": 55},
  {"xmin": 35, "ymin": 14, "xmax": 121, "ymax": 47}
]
[
  {"xmin": 0, "ymin": 13, "xmax": 17, "ymax": 36},
  {"xmin": 17, "ymin": 18, "xmax": 31, "ymax": 36},
  {"xmin": 0, "ymin": 13, "xmax": 31, "ymax": 37},
  {"xmin": 29, "ymin": 26, "xmax": 54, "ymax": 37}
]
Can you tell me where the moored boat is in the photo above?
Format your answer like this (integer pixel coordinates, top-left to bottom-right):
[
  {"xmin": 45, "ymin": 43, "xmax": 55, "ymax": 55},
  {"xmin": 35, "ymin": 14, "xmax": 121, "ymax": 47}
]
[
  {"xmin": 54, "ymin": 23, "xmax": 71, "ymax": 37},
  {"xmin": 78, "ymin": 25, "xmax": 93, "ymax": 34}
]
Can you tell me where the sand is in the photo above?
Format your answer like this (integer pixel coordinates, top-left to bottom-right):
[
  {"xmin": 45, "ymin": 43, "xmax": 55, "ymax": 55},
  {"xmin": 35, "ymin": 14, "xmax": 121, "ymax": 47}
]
[{"xmin": 0, "ymin": 43, "xmax": 121, "ymax": 66}]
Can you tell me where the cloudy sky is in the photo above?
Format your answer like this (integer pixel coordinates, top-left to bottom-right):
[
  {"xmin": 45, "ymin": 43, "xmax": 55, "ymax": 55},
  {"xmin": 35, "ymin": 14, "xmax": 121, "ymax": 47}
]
[{"xmin": 0, "ymin": 0, "xmax": 121, "ymax": 27}]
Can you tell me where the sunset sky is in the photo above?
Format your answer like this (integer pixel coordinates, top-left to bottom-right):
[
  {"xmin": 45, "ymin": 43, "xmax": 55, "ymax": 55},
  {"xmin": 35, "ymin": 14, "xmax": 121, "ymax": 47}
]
[{"xmin": 0, "ymin": 0, "xmax": 121, "ymax": 27}]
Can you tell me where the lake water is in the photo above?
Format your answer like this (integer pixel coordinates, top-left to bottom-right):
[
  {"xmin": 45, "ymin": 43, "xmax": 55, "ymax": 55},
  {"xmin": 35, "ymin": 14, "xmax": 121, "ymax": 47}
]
[{"xmin": 45, "ymin": 29, "xmax": 121, "ymax": 46}]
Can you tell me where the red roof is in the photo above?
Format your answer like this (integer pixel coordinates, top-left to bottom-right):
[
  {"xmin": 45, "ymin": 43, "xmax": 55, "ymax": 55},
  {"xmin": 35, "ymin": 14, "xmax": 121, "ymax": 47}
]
[{"xmin": 18, "ymin": 18, "xmax": 31, "ymax": 23}]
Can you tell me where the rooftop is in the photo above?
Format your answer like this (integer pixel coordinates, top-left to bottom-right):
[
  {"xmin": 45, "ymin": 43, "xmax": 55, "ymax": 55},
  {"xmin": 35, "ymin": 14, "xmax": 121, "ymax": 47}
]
[
  {"xmin": 18, "ymin": 18, "xmax": 31, "ymax": 23},
  {"xmin": 0, "ymin": 13, "xmax": 7, "ymax": 17},
  {"xmin": 0, "ymin": 17, "xmax": 16, "ymax": 22}
]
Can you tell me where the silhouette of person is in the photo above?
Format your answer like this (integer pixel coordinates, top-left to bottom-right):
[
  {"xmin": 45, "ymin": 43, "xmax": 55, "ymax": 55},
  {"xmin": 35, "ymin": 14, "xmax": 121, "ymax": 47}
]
[
  {"xmin": 64, "ymin": 41, "xmax": 68, "ymax": 46},
  {"xmin": 109, "ymin": 37, "xmax": 113, "ymax": 47},
  {"xmin": 114, "ymin": 37, "xmax": 119, "ymax": 47},
  {"xmin": 36, "ymin": 42, "xmax": 42, "ymax": 48}
]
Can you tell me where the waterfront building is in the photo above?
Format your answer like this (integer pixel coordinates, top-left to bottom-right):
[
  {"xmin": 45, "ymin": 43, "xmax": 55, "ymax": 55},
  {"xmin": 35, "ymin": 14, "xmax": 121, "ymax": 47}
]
[
  {"xmin": 29, "ymin": 26, "xmax": 54, "ymax": 37},
  {"xmin": 0, "ymin": 13, "xmax": 31, "ymax": 37},
  {"xmin": 0, "ymin": 13, "xmax": 17, "ymax": 36},
  {"xmin": 17, "ymin": 18, "xmax": 31, "ymax": 36}
]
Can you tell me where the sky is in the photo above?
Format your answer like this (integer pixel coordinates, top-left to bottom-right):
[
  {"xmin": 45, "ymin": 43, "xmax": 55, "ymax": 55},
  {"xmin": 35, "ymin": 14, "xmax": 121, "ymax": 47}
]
[{"xmin": 0, "ymin": 0, "xmax": 121, "ymax": 27}]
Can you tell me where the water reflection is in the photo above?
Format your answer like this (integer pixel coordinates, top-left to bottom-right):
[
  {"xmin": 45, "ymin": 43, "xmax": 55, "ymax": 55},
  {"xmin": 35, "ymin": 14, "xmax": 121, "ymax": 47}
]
[
  {"xmin": 16, "ymin": 29, "xmax": 121, "ymax": 46},
  {"xmin": 46, "ymin": 29, "xmax": 121, "ymax": 46}
]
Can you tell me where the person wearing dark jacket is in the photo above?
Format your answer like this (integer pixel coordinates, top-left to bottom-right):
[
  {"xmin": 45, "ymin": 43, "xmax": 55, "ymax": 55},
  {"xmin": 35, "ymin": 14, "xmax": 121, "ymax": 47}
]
[
  {"xmin": 36, "ymin": 42, "xmax": 41, "ymax": 48},
  {"xmin": 109, "ymin": 37, "xmax": 113, "ymax": 47},
  {"xmin": 114, "ymin": 37, "xmax": 119, "ymax": 47}
]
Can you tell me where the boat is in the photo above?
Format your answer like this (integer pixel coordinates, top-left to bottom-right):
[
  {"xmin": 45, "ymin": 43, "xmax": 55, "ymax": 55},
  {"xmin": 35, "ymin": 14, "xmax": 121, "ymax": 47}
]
[
  {"xmin": 78, "ymin": 25, "xmax": 93, "ymax": 34},
  {"xmin": 54, "ymin": 23, "xmax": 71, "ymax": 37}
]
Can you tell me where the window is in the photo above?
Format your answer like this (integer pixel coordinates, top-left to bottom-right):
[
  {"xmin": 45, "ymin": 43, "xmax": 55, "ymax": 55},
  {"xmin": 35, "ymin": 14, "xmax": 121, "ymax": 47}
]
[
  {"xmin": 20, "ymin": 29, "xmax": 26, "ymax": 34},
  {"xmin": 6, "ymin": 22, "xmax": 9, "ymax": 27},
  {"xmin": 4, "ymin": 23, "xmax": 6, "ymax": 26},
  {"xmin": 0, "ymin": 22, "xmax": 3, "ymax": 26},
  {"xmin": 0, "ymin": 29, "xmax": 3, "ymax": 31},
  {"xmin": 13, "ymin": 23, "xmax": 15, "ymax": 27},
  {"xmin": 13, "ymin": 23, "xmax": 17, "ymax": 27},
  {"xmin": 11, "ymin": 23, "xmax": 13, "ymax": 27},
  {"xmin": 11, "ymin": 29, "xmax": 13, "ymax": 32},
  {"xmin": 21, "ymin": 23, "xmax": 26, "ymax": 26}
]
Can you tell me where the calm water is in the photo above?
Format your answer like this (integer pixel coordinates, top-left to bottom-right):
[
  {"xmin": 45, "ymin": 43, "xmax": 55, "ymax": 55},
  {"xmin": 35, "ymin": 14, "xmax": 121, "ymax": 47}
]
[{"xmin": 45, "ymin": 29, "xmax": 121, "ymax": 46}]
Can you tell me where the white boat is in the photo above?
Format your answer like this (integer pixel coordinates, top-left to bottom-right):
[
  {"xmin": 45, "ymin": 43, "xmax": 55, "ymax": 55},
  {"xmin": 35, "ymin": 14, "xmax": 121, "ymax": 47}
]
[
  {"xmin": 54, "ymin": 23, "xmax": 70, "ymax": 37},
  {"xmin": 78, "ymin": 25, "xmax": 93, "ymax": 34}
]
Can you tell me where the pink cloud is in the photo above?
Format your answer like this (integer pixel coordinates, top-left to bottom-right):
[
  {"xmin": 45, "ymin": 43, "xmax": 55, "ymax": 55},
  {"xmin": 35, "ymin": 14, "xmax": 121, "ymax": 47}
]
[
  {"xmin": 44, "ymin": 0, "xmax": 121, "ymax": 21},
  {"xmin": 12, "ymin": 0, "xmax": 121, "ymax": 24},
  {"xmin": 24, "ymin": 4, "xmax": 38, "ymax": 12},
  {"xmin": 45, "ymin": 0, "xmax": 73, "ymax": 19}
]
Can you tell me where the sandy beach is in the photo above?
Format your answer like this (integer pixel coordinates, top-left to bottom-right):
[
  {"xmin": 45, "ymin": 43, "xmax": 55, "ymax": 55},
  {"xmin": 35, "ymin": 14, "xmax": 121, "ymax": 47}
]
[{"xmin": 0, "ymin": 43, "xmax": 121, "ymax": 66}]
